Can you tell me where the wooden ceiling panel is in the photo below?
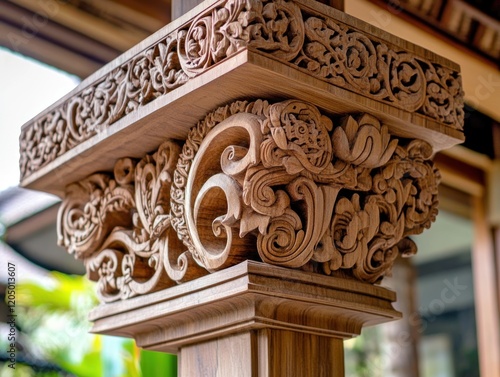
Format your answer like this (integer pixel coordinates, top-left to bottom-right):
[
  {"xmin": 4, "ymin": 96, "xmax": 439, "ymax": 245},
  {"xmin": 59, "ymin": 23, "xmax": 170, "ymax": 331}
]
[
  {"xmin": 371, "ymin": 0, "xmax": 500, "ymax": 65},
  {"xmin": 1, "ymin": 0, "xmax": 173, "ymax": 78}
]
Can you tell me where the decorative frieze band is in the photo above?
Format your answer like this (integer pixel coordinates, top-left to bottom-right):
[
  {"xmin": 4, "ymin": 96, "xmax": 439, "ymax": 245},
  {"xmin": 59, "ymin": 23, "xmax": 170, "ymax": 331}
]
[
  {"xmin": 57, "ymin": 99, "xmax": 440, "ymax": 302},
  {"xmin": 20, "ymin": 0, "xmax": 463, "ymax": 182}
]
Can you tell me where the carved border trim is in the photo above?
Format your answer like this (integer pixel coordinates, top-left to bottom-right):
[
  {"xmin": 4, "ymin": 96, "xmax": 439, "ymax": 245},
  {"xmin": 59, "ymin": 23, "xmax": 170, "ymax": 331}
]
[{"xmin": 20, "ymin": 0, "xmax": 463, "ymax": 182}]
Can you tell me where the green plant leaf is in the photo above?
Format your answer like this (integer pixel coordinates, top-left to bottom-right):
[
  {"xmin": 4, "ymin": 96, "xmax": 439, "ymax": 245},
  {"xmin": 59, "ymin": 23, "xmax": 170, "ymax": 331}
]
[
  {"xmin": 140, "ymin": 350, "xmax": 177, "ymax": 377},
  {"xmin": 13, "ymin": 272, "xmax": 174, "ymax": 377},
  {"xmin": 15, "ymin": 271, "xmax": 96, "ymax": 315},
  {"xmin": 52, "ymin": 336, "xmax": 103, "ymax": 377}
]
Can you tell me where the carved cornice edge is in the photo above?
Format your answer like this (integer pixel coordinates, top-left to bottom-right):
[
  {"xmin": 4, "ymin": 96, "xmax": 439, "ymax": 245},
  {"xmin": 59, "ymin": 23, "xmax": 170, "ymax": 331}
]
[
  {"xmin": 88, "ymin": 260, "xmax": 401, "ymax": 351},
  {"xmin": 58, "ymin": 99, "xmax": 440, "ymax": 302},
  {"xmin": 20, "ymin": 0, "xmax": 463, "ymax": 183}
]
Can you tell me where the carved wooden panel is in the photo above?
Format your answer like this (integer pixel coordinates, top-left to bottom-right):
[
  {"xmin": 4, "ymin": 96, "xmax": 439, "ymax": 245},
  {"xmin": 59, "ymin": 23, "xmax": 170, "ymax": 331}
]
[
  {"xmin": 57, "ymin": 99, "xmax": 440, "ymax": 302},
  {"xmin": 19, "ymin": 0, "xmax": 463, "ymax": 186}
]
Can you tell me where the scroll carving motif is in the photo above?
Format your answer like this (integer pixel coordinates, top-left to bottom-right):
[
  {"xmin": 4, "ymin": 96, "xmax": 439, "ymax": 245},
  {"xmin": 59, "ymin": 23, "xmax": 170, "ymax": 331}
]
[
  {"xmin": 20, "ymin": 0, "xmax": 463, "ymax": 182},
  {"xmin": 58, "ymin": 98, "xmax": 441, "ymax": 301},
  {"xmin": 294, "ymin": 17, "xmax": 464, "ymax": 126},
  {"xmin": 59, "ymin": 140, "xmax": 206, "ymax": 302}
]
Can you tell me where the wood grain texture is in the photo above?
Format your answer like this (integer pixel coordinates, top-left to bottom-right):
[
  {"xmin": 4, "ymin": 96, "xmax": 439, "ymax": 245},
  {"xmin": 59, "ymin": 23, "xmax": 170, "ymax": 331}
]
[
  {"xmin": 89, "ymin": 260, "xmax": 391, "ymax": 375},
  {"xmin": 179, "ymin": 322, "xmax": 345, "ymax": 376},
  {"xmin": 256, "ymin": 329, "xmax": 344, "ymax": 377},
  {"xmin": 19, "ymin": 0, "xmax": 464, "ymax": 194},
  {"xmin": 88, "ymin": 261, "xmax": 401, "ymax": 348},
  {"xmin": 20, "ymin": 54, "xmax": 463, "ymax": 197},
  {"xmin": 472, "ymin": 196, "xmax": 500, "ymax": 377}
]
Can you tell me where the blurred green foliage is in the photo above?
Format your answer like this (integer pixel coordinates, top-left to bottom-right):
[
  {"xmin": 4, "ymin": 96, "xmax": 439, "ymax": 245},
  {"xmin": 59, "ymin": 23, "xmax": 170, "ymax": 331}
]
[
  {"xmin": 1, "ymin": 272, "xmax": 177, "ymax": 377},
  {"xmin": 344, "ymin": 327, "xmax": 384, "ymax": 377}
]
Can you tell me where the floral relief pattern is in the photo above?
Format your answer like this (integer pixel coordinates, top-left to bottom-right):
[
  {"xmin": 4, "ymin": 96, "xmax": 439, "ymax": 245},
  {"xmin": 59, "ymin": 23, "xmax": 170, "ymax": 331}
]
[
  {"xmin": 293, "ymin": 15, "xmax": 464, "ymax": 124},
  {"xmin": 59, "ymin": 140, "xmax": 208, "ymax": 302},
  {"xmin": 58, "ymin": 98, "xmax": 441, "ymax": 301},
  {"xmin": 20, "ymin": 0, "xmax": 463, "ymax": 183}
]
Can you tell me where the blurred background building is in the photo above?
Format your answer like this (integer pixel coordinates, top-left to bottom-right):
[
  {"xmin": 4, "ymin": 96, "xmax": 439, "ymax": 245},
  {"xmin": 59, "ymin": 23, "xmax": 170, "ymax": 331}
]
[{"xmin": 0, "ymin": 1, "xmax": 499, "ymax": 376}]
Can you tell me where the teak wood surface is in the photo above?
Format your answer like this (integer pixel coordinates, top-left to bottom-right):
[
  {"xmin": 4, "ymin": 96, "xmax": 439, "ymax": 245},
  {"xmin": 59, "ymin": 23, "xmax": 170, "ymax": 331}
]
[
  {"xmin": 18, "ymin": 0, "xmax": 466, "ymax": 376},
  {"xmin": 90, "ymin": 261, "xmax": 400, "ymax": 376},
  {"xmin": 19, "ymin": 0, "xmax": 464, "ymax": 196}
]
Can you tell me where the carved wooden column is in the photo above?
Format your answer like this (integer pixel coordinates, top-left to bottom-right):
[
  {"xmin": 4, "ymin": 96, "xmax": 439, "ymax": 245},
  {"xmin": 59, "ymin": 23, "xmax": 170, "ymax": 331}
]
[{"xmin": 19, "ymin": 0, "xmax": 464, "ymax": 376}]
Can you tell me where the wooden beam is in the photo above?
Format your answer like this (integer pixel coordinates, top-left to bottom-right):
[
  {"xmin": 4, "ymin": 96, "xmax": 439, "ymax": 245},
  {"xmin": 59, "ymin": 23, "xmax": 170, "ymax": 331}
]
[
  {"xmin": 82, "ymin": 0, "xmax": 167, "ymax": 33},
  {"xmin": 172, "ymin": 0, "xmax": 345, "ymax": 19},
  {"xmin": 472, "ymin": 195, "xmax": 500, "ymax": 377},
  {"xmin": 316, "ymin": 0, "xmax": 345, "ymax": 10},
  {"xmin": 171, "ymin": 0, "xmax": 204, "ymax": 20},
  {"xmin": 347, "ymin": 0, "xmax": 500, "ymax": 122},
  {"xmin": 18, "ymin": 0, "xmax": 465, "ymax": 195},
  {"xmin": 7, "ymin": 0, "xmax": 149, "ymax": 51},
  {"xmin": 0, "ymin": 21, "xmax": 102, "ymax": 78}
]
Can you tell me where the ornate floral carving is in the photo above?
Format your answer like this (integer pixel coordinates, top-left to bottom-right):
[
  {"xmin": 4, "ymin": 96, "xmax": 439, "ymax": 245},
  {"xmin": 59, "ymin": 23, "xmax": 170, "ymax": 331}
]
[
  {"xmin": 60, "ymin": 140, "xmax": 208, "ymax": 302},
  {"xmin": 57, "ymin": 173, "xmax": 135, "ymax": 259},
  {"xmin": 293, "ymin": 15, "xmax": 463, "ymax": 124},
  {"xmin": 178, "ymin": 0, "xmax": 304, "ymax": 76},
  {"xmin": 171, "ymin": 99, "xmax": 439, "ymax": 283},
  {"xmin": 58, "ymin": 98, "xmax": 441, "ymax": 301},
  {"xmin": 20, "ymin": 0, "xmax": 463, "ymax": 183},
  {"xmin": 322, "ymin": 139, "xmax": 439, "ymax": 283},
  {"xmin": 20, "ymin": 35, "xmax": 187, "ymax": 181},
  {"xmin": 332, "ymin": 114, "xmax": 397, "ymax": 168}
]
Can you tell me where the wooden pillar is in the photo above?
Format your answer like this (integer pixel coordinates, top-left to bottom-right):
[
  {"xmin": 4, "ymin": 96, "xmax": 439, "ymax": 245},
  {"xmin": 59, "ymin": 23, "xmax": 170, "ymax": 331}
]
[
  {"xmin": 89, "ymin": 261, "xmax": 400, "ymax": 377},
  {"xmin": 180, "ymin": 328, "xmax": 346, "ymax": 376},
  {"xmin": 382, "ymin": 257, "xmax": 420, "ymax": 377},
  {"xmin": 172, "ymin": 0, "xmax": 205, "ymax": 20},
  {"xmin": 476, "ymin": 157, "xmax": 500, "ymax": 377},
  {"xmin": 18, "ymin": 0, "xmax": 465, "ymax": 376},
  {"xmin": 172, "ymin": 0, "xmax": 345, "ymax": 19}
]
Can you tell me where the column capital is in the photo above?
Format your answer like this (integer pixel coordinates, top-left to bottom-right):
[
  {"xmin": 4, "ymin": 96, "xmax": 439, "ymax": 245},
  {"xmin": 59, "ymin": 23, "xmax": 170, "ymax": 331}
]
[
  {"xmin": 56, "ymin": 98, "xmax": 441, "ymax": 302},
  {"xmin": 18, "ymin": 2, "xmax": 465, "ymax": 374}
]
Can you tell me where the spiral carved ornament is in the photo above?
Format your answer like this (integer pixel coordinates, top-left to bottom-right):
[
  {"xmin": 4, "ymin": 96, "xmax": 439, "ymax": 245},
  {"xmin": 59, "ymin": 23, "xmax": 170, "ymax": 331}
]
[{"xmin": 58, "ymin": 99, "xmax": 440, "ymax": 301}]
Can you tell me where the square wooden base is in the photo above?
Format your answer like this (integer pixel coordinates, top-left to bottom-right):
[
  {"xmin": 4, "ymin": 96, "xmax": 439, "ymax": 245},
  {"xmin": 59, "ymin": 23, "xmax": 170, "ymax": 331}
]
[{"xmin": 89, "ymin": 261, "xmax": 400, "ymax": 376}]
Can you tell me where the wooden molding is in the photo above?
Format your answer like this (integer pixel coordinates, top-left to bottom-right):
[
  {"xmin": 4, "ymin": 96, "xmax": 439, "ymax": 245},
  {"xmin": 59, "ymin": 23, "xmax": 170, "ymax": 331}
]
[
  {"xmin": 19, "ymin": 0, "xmax": 464, "ymax": 195},
  {"xmin": 441, "ymin": 145, "xmax": 493, "ymax": 173},
  {"xmin": 88, "ymin": 260, "xmax": 399, "ymax": 375},
  {"xmin": 89, "ymin": 260, "xmax": 401, "ymax": 349}
]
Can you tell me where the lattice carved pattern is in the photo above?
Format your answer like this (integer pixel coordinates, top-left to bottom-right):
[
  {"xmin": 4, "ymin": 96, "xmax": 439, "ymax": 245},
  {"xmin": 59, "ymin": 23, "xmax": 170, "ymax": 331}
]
[
  {"xmin": 58, "ymin": 99, "xmax": 440, "ymax": 302},
  {"xmin": 20, "ymin": 0, "xmax": 463, "ymax": 182}
]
